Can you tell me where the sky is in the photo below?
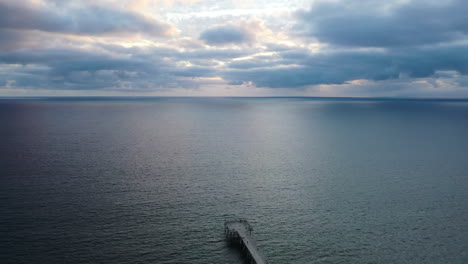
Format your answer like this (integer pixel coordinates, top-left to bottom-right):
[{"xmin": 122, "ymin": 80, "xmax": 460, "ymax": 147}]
[{"xmin": 0, "ymin": 0, "xmax": 468, "ymax": 97}]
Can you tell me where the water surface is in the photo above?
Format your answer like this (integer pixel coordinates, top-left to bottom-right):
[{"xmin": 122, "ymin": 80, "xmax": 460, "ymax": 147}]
[{"xmin": 1, "ymin": 98, "xmax": 467, "ymax": 263}]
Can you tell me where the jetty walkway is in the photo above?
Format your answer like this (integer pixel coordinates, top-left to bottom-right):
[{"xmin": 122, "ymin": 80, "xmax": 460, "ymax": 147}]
[{"xmin": 224, "ymin": 220, "xmax": 269, "ymax": 264}]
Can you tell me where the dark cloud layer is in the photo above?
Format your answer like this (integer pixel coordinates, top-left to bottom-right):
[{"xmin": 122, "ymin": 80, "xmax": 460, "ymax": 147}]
[
  {"xmin": 199, "ymin": 25, "xmax": 252, "ymax": 45},
  {"xmin": 223, "ymin": 44, "xmax": 468, "ymax": 88},
  {"xmin": 0, "ymin": 45, "xmax": 233, "ymax": 90},
  {"xmin": 297, "ymin": 0, "xmax": 468, "ymax": 47},
  {"xmin": 0, "ymin": 48, "xmax": 157, "ymax": 90},
  {"xmin": 0, "ymin": 2, "xmax": 175, "ymax": 36}
]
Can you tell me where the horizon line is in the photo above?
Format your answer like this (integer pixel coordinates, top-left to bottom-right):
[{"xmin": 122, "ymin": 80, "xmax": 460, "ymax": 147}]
[{"xmin": 1, "ymin": 96, "xmax": 468, "ymax": 101}]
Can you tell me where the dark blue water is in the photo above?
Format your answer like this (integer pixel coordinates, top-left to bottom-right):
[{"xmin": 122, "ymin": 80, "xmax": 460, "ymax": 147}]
[{"xmin": 1, "ymin": 97, "xmax": 467, "ymax": 263}]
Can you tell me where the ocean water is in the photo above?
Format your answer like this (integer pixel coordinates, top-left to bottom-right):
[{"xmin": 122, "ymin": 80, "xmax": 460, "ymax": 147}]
[{"xmin": 1, "ymin": 97, "xmax": 467, "ymax": 264}]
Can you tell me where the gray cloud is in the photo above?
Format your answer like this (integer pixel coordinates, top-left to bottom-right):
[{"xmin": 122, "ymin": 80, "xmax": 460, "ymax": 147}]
[
  {"xmin": 2, "ymin": 40, "xmax": 467, "ymax": 92},
  {"xmin": 0, "ymin": 45, "xmax": 223, "ymax": 90},
  {"xmin": 0, "ymin": 30, "xmax": 28, "ymax": 51},
  {"xmin": 297, "ymin": 0, "xmax": 468, "ymax": 47},
  {"xmin": 222, "ymin": 44, "xmax": 468, "ymax": 88},
  {"xmin": 0, "ymin": 49, "xmax": 151, "ymax": 89},
  {"xmin": 199, "ymin": 25, "xmax": 252, "ymax": 45},
  {"xmin": 0, "ymin": 2, "xmax": 175, "ymax": 36}
]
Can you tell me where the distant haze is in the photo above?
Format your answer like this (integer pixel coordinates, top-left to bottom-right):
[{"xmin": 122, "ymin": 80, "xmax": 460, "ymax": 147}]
[{"xmin": 1, "ymin": 0, "xmax": 468, "ymax": 97}]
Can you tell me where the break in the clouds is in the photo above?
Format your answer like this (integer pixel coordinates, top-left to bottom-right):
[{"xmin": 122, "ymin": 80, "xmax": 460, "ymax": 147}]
[{"xmin": 0, "ymin": 0, "xmax": 468, "ymax": 97}]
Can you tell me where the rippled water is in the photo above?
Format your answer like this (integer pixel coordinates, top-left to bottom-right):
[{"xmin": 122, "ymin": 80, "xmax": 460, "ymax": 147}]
[{"xmin": 1, "ymin": 98, "xmax": 467, "ymax": 263}]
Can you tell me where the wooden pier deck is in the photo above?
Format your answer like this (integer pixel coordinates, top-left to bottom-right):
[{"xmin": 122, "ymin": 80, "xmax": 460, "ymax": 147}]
[{"xmin": 224, "ymin": 220, "xmax": 269, "ymax": 264}]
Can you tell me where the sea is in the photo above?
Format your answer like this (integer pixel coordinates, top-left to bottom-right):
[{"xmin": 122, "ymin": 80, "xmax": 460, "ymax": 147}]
[{"xmin": 1, "ymin": 97, "xmax": 467, "ymax": 264}]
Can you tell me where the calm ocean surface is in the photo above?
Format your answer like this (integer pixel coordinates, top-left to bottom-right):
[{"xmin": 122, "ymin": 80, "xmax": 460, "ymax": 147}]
[{"xmin": 1, "ymin": 97, "xmax": 467, "ymax": 263}]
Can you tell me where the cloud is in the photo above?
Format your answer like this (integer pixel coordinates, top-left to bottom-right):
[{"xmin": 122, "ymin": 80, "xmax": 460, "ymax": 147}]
[
  {"xmin": 0, "ymin": 30, "xmax": 28, "ymax": 51},
  {"xmin": 214, "ymin": 0, "xmax": 468, "ymax": 92},
  {"xmin": 199, "ymin": 25, "xmax": 253, "ymax": 45},
  {"xmin": 1, "ymin": 0, "xmax": 468, "ymax": 97},
  {"xmin": 222, "ymin": 44, "xmax": 468, "ymax": 88},
  {"xmin": 0, "ymin": 45, "xmax": 226, "ymax": 91},
  {"xmin": 0, "ymin": 1, "xmax": 176, "ymax": 36},
  {"xmin": 0, "ymin": 48, "xmax": 157, "ymax": 90},
  {"xmin": 296, "ymin": 0, "xmax": 468, "ymax": 47}
]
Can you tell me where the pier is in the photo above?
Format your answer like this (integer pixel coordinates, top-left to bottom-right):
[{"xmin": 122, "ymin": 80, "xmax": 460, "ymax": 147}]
[{"xmin": 224, "ymin": 220, "xmax": 269, "ymax": 264}]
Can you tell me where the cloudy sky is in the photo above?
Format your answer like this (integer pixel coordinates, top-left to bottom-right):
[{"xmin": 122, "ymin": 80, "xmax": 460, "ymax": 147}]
[{"xmin": 1, "ymin": 0, "xmax": 467, "ymax": 97}]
